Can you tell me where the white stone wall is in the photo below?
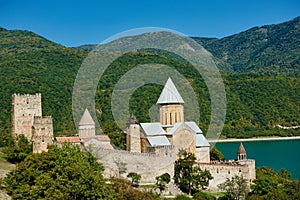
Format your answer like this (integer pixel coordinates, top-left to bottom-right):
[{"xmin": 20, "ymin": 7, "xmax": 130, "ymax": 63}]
[
  {"xmin": 196, "ymin": 147, "xmax": 210, "ymax": 163},
  {"xmin": 93, "ymin": 147, "xmax": 175, "ymax": 183}
]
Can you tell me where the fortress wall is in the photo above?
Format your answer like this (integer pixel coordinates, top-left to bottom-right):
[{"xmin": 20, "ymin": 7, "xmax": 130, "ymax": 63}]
[
  {"xmin": 32, "ymin": 116, "xmax": 54, "ymax": 153},
  {"xmin": 198, "ymin": 160, "xmax": 255, "ymax": 192},
  {"xmin": 93, "ymin": 147, "xmax": 176, "ymax": 183}
]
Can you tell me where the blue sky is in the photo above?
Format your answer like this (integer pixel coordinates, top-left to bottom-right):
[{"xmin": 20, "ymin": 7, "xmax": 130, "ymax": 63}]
[{"xmin": 0, "ymin": 0, "xmax": 299, "ymax": 47}]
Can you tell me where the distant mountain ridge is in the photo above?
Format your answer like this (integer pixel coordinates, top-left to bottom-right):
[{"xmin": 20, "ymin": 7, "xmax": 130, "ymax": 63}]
[
  {"xmin": 74, "ymin": 16, "xmax": 300, "ymax": 77},
  {"xmin": 193, "ymin": 16, "xmax": 300, "ymax": 77}
]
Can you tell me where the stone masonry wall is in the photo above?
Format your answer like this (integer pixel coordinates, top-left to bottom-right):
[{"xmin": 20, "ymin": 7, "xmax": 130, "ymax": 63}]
[
  {"xmin": 198, "ymin": 160, "xmax": 256, "ymax": 191},
  {"xmin": 92, "ymin": 146, "xmax": 175, "ymax": 183},
  {"xmin": 12, "ymin": 93, "xmax": 42, "ymax": 139},
  {"xmin": 32, "ymin": 116, "xmax": 54, "ymax": 153}
]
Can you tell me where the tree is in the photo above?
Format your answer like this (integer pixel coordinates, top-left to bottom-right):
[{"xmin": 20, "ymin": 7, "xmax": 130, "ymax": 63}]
[
  {"xmin": 127, "ymin": 172, "xmax": 141, "ymax": 187},
  {"xmin": 174, "ymin": 151, "xmax": 213, "ymax": 195},
  {"xmin": 110, "ymin": 177, "xmax": 157, "ymax": 200},
  {"xmin": 3, "ymin": 134, "xmax": 32, "ymax": 164},
  {"xmin": 3, "ymin": 143, "xmax": 114, "ymax": 199},
  {"xmin": 192, "ymin": 167, "xmax": 213, "ymax": 191},
  {"xmin": 0, "ymin": 132, "xmax": 14, "ymax": 147},
  {"xmin": 155, "ymin": 173, "xmax": 171, "ymax": 194},
  {"xmin": 114, "ymin": 159, "xmax": 127, "ymax": 177},
  {"xmin": 210, "ymin": 146, "xmax": 224, "ymax": 161},
  {"xmin": 277, "ymin": 168, "xmax": 291, "ymax": 180},
  {"xmin": 218, "ymin": 175, "xmax": 248, "ymax": 200}
]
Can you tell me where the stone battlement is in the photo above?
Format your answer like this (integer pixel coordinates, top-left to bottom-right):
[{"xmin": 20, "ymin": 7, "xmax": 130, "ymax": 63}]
[
  {"xmin": 33, "ymin": 116, "xmax": 53, "ymax": 124},
  {"xmin": 13, "ymin": 93, "xmax": 41, "ymax": 98}
]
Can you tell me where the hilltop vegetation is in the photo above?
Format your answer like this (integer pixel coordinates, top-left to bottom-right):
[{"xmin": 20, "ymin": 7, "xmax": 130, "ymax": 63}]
[
  {"xmin": 0, "ymin": 27, "xmax": 87, "ymax": 135},
  {"xmin": 193, "ymin": 16, "xmax": 300, "ymax": 77},
  {"xmin": 0, "ymin": 17, "xmax": 299, "ymax": 139}
]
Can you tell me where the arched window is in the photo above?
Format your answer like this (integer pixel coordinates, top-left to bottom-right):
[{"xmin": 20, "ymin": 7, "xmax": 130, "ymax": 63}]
[{"xmin": 165, "ymin": 113, "xmax": 167, "ymax": 125}]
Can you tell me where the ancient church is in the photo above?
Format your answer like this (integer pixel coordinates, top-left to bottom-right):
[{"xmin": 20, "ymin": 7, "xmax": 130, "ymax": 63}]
[
  {"xmin": 126, "ymin": 78, "xmax": 210, "ymax": 162},
  {"xmin": 11, "ymin": 78, "xmax": 255, "ymax": 191}
]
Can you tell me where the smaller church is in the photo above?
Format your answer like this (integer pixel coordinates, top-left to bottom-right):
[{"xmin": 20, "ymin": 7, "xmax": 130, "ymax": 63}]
[
  {"xmin": 126, "ymin": 78, "xmax": 210, "ymax": 162},
  {"xmin": 55, "ymin": 108, "xmax": 113, "ymax": 150}
]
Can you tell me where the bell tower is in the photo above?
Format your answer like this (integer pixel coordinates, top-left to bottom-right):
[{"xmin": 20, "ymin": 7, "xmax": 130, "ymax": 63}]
[
  {"xmin": 237, "ymin": 142, "xmax": 247, "ymax": 160},
  {"xmin": 157, "ymin": 78, "xmax": 184, "ymax": 131}
]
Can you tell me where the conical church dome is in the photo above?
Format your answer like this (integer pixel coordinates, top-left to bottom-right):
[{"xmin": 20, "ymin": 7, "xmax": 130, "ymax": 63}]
[{"xmin": 156, "ymin": 78, "xmax": 184, "ymax": 104}]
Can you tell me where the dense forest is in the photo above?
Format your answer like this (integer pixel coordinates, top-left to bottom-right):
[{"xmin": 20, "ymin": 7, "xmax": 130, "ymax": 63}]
[{"xmin": 0, "ymin": 16, "xmax": 299, "ymax": 140}]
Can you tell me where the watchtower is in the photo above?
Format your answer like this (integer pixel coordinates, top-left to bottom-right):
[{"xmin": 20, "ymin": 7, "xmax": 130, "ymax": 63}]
[{"xmin": 12, "ymin": 93, "xmax": 42, "ymax": 139}]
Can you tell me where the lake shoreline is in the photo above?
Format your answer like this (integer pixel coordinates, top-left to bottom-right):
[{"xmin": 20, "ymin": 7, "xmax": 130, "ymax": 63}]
[{"xmin": 208, "ymin": 136, "xmax": 300, "ymax": 143}]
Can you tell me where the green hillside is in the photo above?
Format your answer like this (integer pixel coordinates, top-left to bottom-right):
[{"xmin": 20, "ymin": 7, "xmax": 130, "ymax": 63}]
[
  {"xmin": 0, "ymin": 27, "xmax": 87, "ymax": 135},
  {"xmin": 193, "ymin": 16, "xmax": 300, "ymax": 77},
  {"xmin": 0, "ymin": 17, "xmax": 299, "ymax": 139}
]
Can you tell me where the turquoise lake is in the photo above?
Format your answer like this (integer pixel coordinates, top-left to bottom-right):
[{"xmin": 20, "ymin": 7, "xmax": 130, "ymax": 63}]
[{"xmin": 215, "ymin": 139, "xmax": 300, "ymax": 179}]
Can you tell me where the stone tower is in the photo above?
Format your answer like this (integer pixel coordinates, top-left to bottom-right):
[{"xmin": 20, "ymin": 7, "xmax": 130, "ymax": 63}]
[
  {"xmin": 157, "ymin": 78, "xmax": 184, "ymax": 131},
  {"xmin": 237, "ymin": 142, "xmax": 247, "ymax": 160},
  {"xmin": 78, "ymin": 108, "xmax": 96, "ymax": 138},
  {"xmin": 32, "ymin": 116, "xmax": 53, "ymax": 153},
  {"xmin": 12, "ymin": 93, "xmax": 42, "ymax": 139},
  {"xmin": 126, "ymin": 114, "xmax": 141, "ymax": 152}
]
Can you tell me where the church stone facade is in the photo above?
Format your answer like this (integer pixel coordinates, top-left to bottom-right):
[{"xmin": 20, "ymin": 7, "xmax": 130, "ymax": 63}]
[
  {"xmin": 126, "ymin": 78, "xmax": 210, "ymax": 162},
  {"xmin": 94, "ymin": 77, "xmax": 256, "ymax": 191}
]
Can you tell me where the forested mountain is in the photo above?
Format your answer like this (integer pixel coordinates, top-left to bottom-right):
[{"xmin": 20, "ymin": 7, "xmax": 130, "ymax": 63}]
[
  {"xmin": 0, "ymin": 27, "xmax": 87, "ymax": 134},
  {"xmin": 193, "ymin": 16, "xmax": 300, "ymax": 77},
  {"xmin": 0, "ymin": 17, "xmax": 299, "ymax": 139}
]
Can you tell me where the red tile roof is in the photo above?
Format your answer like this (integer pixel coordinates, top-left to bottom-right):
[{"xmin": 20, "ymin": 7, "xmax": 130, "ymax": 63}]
[{"xmin": 55, "ymin": 137, "xmax": 81, "ymax": 143}]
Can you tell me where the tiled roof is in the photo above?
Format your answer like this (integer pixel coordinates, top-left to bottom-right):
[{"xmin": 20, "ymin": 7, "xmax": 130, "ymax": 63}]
[
  {"xmin": 185, "ymin": 121, "xmax": 202, "ymax": 134},
  {"xmin": 81, "ymin": 135, "xmax": 111, "ymax": 142},
  {"xmin": 82, "ymin": 138, "xmax": 114, "ymax": 150},
  {"xmin": 167, "ymin": 121, "xmax": 203, "ymax": 135},
  {"xmin": 55, "ymin": 137, "xmax": 81, "ymax": 143},
  {"xmin": 196, "ymin": 134, "xmax": 210, "ymax": 147},
  {"xmin": 156, "ymin": 78, "xmax": 184, "ymax": 104},
  {"xmin": 79, "ymin": 108, "xmax": 95, "ymax": 126},
  {"xmin": 147, "ymin": 136, "xmax": 171, "ymax": 146},
  {"xmin": 140, "ymin": 123, "xmax": 166, "ymax": 136},
  {"xmin": 166, "ymin": 122, "xmax": 183, "ymax": 135}
]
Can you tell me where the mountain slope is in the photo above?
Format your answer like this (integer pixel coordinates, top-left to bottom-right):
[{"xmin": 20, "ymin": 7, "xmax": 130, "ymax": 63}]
[
  {"xmin": 0, "ymin": 18, "xmax": 299, "ymax": 138},
  {"xmin": 0, "ymin": 27, "xmax": 87, "ymax": 134},
  {"xmin": 193, "ymin": 16, "xmax": 300, "ymax": 77}
]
